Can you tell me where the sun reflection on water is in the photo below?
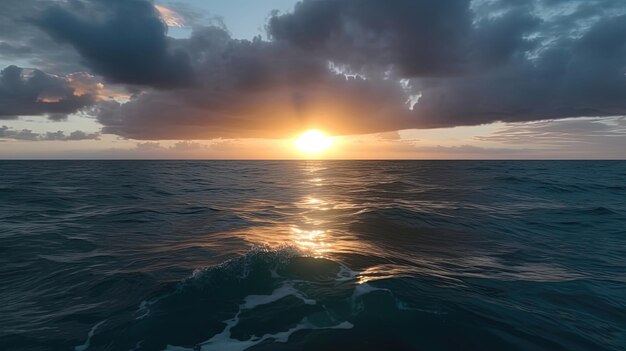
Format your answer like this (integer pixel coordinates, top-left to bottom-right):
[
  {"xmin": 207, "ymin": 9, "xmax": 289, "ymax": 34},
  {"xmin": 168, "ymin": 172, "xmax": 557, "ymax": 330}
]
[
  {"xmin": 297, "ymin": 197, "xmax": 331, "ymax": 210},
  {"xmin": 229, "ymin": 161, "xmax": 374, "ymax": 259},
  {"xmin": 309, "ymin": 178, "xmax": 324, "ymax": 186},
  {"xmin": 291, "ymin": 227, "xmax": 331, "ymax": 258}
]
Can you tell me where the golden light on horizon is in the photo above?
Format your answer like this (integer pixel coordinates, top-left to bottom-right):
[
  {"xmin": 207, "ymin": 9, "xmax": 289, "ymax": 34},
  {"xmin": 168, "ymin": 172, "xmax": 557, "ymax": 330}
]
[{"xmin": 295, "ymin": 129, "xmax": 333, "ymax": 154}]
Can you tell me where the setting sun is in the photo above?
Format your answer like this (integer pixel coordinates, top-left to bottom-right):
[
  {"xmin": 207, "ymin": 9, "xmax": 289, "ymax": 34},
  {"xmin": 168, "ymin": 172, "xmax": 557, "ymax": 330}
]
[{"xmin": 295, "ymin": 130, "xmax": 333, "ymax": 154}]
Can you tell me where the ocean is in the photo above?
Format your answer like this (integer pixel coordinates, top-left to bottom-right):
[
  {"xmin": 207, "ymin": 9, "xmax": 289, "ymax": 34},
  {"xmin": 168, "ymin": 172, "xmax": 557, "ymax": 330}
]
[{"xmin": 1, "ymin": 160, "xmax": 625, "ymax": 351}]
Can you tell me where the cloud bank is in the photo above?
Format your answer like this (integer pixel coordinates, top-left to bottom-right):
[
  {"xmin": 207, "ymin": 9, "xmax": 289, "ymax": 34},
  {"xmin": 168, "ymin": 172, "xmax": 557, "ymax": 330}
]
[
  {"xmin": 0, "ymin": 65, "xmax": 94, "ymax": 119},
  {"xmin": 1, "ymin": 0, "xmax": 626, "ymax": 140},
  {"xmin": 0, "ymin": 125, "xmax": 100, "ymax": 141}
]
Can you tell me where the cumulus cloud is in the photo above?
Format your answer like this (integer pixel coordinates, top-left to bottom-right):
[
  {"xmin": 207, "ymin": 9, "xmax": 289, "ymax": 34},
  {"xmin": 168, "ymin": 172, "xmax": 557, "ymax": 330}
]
[
  {"xmin": 135, "ymin": 140, "xmax": 209, "ymax": 151},
  {"xmin": 0, "ymin": 126, "xmax": 39, "ymax": 141},
  {"xmin": 34, "ymin": 0, "xmax": 194, "ymax": 88},
  {"xmin": 0, "ymin": 125, "xmax": 100, "ymax": 141},
  {"xmin": 169, "ymin": 140, "xmax": 209, "ymax": 151},
  {"xmin": 135, "ymin": 141, "xmax": 164, "ymax": 151},
  {"xmin": 0, "ymin": 65, "xmax": 94, "ymax": 119},
  {"xmin": 269, "ymin": 0, "xmax": 626, "ymax": 129},
  {"xmin": 98, "ymin": 0, "xmax": 626, "ymax": 139},
  {"xmin": 269, "ymin": 0, "xmax": 476, "ymax": 77},
  {"xmin": 95, "ymin": 26, "xmax": 413, "ymax": 139}
]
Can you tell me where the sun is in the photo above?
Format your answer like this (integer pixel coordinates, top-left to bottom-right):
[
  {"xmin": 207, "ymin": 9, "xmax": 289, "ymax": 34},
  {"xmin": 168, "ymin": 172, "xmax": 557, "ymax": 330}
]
[{"xmin": 295, "ymin": 130, "xmax": 333, "ymax": 154}]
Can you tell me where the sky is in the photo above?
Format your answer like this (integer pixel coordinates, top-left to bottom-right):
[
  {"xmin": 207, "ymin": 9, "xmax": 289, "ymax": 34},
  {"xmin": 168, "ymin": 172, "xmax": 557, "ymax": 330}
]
[{"xmin": 1, "ymin": 0, "xmax": 625, "ymax": 159}]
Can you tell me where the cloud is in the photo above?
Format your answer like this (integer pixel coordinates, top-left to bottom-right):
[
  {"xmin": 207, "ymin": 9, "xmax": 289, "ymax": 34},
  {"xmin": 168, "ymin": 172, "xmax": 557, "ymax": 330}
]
[
  {"xmin": 98, "ymin": 0, "xmax": 626, "ymax": 139},
  {"xmin": 66, "ymin": 72, "xmax": 129, "ymax": 100},
  {"xmin": 0, "ymin": 0, "xmax": 84, "ymax": 74},
  {"xmin": 135, "ymin": 141, "xmax": 164, "ymax": 151},
  {"xmin": 155, "ymin": 5, "xmax": 185, "ymax": 28},
  {"xmin": 468, "ymin": 117, "xmax": 626, "ymax": 158},
  {"xmin": 0, "ymin": 65, "xmax": 95, "ymax": 119},
  {"xmin": 0, "ymin": 125, "xmax": 100, "ymax": 141},
  {"xmin": 0, "ymin": 126, "xmax": 39, "ymax": 141},
  {"xmin": 135, "ymin": 140, "xmax": 210, "ymax": 152},
  {"xmin": 169, "ymin": 140, "xmax": 209, "ymax": 151},
  {"xmin": 269, "ymin": 0, "xmax": 626, "ymax": 129},
  {"xmin": 0, "ymin": 42, "xmax": 33, "ymax": 58},
  {"xmin": 269, "ymin": 0, "xmax": 476, "ymax": 77},
  {"xmin": 4, "ymin": 0, "xmax": 626, "ymax": 141},
  {"xmin": 161, "ymin": 2, "xmax": 227, "ymax": 29},
  {"xmin": 95, "ymin": 26, "xmax": 413, "ymax": 139},
  {"xmin": 413, "ymin": 144, "xmax": 526, "ymax": 155},
  {"xmin": 377, "ymin": 131, "xmax": 402, "ymax": 141},
  {"xmin": 61, "ymin": 130, "xmax": 102, "ymax": 141},
  {"xmin": 34, "ymin": 0, "xmax": 194, "ymax": 88},
  {"xmin": 475, "ymin": 117, "xmax": 626, "ymax": 148}
]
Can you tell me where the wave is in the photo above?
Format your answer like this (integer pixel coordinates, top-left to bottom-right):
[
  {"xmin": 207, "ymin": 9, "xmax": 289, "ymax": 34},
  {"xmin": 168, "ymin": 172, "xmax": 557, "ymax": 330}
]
[
  {"xmin": 78, "ymin": 246, "xmax": 402, "ymax": 351},
  {"xmin": 5, "ymin": 161, "xmax": 624, "ymax": 351}
]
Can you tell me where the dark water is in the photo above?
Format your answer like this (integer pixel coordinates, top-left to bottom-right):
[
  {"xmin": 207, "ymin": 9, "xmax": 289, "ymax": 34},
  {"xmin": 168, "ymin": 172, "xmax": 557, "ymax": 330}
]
[{"xmin": 1, "ymin": 161, "xmax": 625, "ymax": 351}]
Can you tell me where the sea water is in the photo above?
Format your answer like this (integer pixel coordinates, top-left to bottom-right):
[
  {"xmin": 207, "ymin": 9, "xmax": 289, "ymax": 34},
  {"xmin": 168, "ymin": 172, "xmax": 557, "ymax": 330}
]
[{"xmin": 1, "ymin": 161, "xmax": 625, "ymax": 350}]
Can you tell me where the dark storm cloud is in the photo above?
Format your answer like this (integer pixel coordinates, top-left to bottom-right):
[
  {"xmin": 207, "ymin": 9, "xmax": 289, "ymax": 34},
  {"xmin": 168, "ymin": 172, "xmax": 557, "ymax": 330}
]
[
  {"xmin": 267, "ymin": 0, "xmax": 547, "ymax": 76},
  {"xmin": 34, "ymin": 0, "xmax": 194, "ymax": 88},
  {"xmin": 95, "ymin": 0, "xmax": 626, "ymax": 139},
  {"xmin": 0, "ymin": 65, "xmax": 94, "ymax": 119},
  {"xmin": 0, "ymin": 0, "xmax": 83, "ymax": 74},
  {"xmin": 96, "ymin": 27, "xmax": 413, "ymax": 139},
  {"xmin": 408, "ymin": 11, "xmax": 626, "ymax": 128},
  {"xmin": 3, "ymin": 0, "xmax": 626, "ymax": 139},
  {"xmin": 269, "ymin": 0, "xmax": 476, "ymax": 76},
  {"xmin": 0, "ymin": 125, "xmax": 100, "ymax": 141},
  {"xmin": 0, "ymin": 42, "xmax": 33, "ymax": 58},
  {"xmin": 266, "ymin": 0, "xmax": 626, "ymax": 129}
]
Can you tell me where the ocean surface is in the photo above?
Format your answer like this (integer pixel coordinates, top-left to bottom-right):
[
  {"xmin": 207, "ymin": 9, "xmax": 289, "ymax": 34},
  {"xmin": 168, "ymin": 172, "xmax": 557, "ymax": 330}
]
[{"xmin": 1, "ymin": 160, "xmax": 625, "ymax": 351}]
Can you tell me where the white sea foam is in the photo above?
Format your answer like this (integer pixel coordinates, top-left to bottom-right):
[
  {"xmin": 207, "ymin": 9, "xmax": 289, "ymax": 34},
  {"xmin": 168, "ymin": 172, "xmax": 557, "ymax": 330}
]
[
  {"xmin": 129, "ymin": 340, "xmax": 144, "ymax": 351},
  {"xmin": 243, "ymin": 283, "xmax": 316, "ymax": 309},
  {"xmin": 74, "ymin": 320, "xmax": 105, "ymax": 351},
  {"xmin": 164, "ymin": 281, "xmax": 352, "ymax": 351},
  {"xmin": 136, "ymin": 299, "xmax": 152, "ymax": 319},
  {"xmin": 136, "ymin": 292, "xmax": 172, "ymax": 320},
  {"xmin": 194, "ymin": 318, "xmax": 353, "ymax": 351},
  {"xmin": 335, "ymin": 264, "xmax": 359, "ymax": 282},
  {"xmin": 352, "ymin": 282, "xmax": 389, "ymax": 298}
]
